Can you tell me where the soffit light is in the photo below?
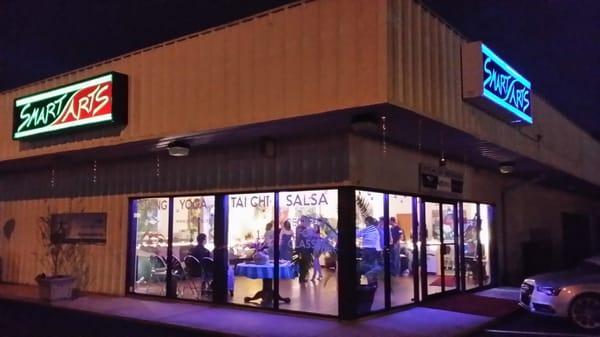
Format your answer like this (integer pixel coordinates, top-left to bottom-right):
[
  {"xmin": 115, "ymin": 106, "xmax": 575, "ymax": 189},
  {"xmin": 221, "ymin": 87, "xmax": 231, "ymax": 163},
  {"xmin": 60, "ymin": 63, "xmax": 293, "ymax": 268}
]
[
  {"xmin": 167, "ymin": 140, "xmax": 190, "ymax": 157},
  {"xmin": 499, "ymin": 161, "xmax": 515, "ymax": 174}
]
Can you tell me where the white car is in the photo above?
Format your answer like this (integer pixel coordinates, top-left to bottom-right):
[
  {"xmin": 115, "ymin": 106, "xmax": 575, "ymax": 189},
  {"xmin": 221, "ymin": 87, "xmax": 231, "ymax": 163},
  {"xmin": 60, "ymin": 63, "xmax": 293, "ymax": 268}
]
[{"xmin": 519, "ymin": 256, "xmax": 600, "ymax": 330}]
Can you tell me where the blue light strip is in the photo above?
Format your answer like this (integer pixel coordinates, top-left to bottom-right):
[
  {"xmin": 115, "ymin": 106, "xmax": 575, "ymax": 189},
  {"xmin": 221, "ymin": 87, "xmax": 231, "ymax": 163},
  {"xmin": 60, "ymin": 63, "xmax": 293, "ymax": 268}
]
[
  {"xmin": 480, "ymin": 43, "xmax": 532, "ymax": 124},
  {"xmin": 481, "ymin": 44, "xmax": 531, "ymax": 88},
  {"xmin": 483, "ymin": 88, "xmax": 533, "ymax": 124}
]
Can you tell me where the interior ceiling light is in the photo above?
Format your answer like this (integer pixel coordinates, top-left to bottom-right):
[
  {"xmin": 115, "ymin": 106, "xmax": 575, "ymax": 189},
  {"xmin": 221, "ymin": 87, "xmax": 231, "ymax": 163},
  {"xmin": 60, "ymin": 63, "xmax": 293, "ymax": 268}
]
[
  {"xmin": 167, "ymin": 140, "xmax": 190, "ymax": 157},
  {"xmin": 439, "ymin": 154, "xmax": 447, "ymax": 167}
]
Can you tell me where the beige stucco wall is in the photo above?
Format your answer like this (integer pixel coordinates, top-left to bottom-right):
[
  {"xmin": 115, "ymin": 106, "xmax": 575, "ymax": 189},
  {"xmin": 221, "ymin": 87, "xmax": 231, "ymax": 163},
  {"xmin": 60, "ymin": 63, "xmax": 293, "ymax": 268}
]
[
  {"xmin": 348, "ymin": 134, "xmax": 503, "ymax": 203},
  {"xmin": 502, "ymin": 184, "xmax": 600, "ymax": 284},
  {"xmin": 0, "ymin": 196, "xmax": 128, "ymax": 295}
]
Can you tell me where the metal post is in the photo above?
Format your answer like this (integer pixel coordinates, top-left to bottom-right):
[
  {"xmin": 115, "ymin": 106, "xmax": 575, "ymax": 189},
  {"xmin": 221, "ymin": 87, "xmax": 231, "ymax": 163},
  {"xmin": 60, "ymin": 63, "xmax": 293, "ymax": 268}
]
[
  {"xmin": 166, "ymin": 197, "xmax": 175, "ymax": 297},
  {"xmin": 338, "ymin": 187, "xmax": 357, "ymax": 320},
  {"xmin": 213, "ymin": 194, "xmax": 228, "ymax": 303},
  {"xmin": 383, "ymin": 193, "xmax": 391, "ymax": 309}
]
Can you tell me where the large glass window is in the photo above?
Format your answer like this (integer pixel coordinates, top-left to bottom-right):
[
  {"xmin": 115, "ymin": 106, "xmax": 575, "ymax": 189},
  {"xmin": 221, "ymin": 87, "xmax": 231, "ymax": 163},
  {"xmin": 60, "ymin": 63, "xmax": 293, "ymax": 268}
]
[
  {"xmin": 441, "ymin": 203, "xmax": 458, "ymax": 291},
  {"xmin": 228, "ymin": 192, "xmax": 275, "ymax": 307},
  {"xmin": 389, "ymin": 194, "xmax": 415, "ymax": 306},
  {"xmin": 480, "ymin": 204, "xmax": 492, "ymax": 286},
  {"xmin": 278, "ymin": 189, "xmax": 338, "ymax": 315},
  {"xmin": 423, "ymin": 202, "xmax": 442, "ymax": 296},
  {"xmin": 462, "ymin": 202, "xmax": 479, "ymax": 290},
  {"xmin": 131, "ymin": 197, "xmax": 170, "ymax": 296},
  {"xmin": 128, "ymin": 190, "xmax": 494, "ymax": 317},
  {"xmin": 173, "ymin": 196, "xmax": 215, "ymax": 300},
  {"xmin": 355, "ymin": 190, "xmax": 385, "ymax": 314}
]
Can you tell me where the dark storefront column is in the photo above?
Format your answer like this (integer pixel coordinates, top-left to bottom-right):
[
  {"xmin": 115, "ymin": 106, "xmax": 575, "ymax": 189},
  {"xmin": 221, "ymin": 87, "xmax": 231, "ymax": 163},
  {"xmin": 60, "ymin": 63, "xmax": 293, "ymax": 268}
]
[
  {"xmin": 213, "ymin": 194, "xmax": 228, "ymax": 303},
  {"xmin": 338, "ymin": 187, "xmax": 357, "ymax": 320},
  {"xmin": 166, "ymin": 197, "xmax": 175, "ymax": 297},
  {"xmin": 383, "ymin": 194, "xmax": 391, "ymax": 309}
]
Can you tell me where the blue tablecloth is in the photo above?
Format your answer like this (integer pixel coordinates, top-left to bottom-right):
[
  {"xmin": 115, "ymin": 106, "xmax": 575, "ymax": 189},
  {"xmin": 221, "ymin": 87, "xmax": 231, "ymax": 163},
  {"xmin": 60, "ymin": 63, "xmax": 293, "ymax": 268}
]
[{"xmin": 235, "ymin": 262, "xmax": 298, "ymax": 280}]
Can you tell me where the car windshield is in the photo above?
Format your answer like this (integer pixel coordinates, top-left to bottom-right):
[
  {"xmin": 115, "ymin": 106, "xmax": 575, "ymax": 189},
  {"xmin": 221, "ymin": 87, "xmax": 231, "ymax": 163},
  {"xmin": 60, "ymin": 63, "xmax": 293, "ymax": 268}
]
[{"xmin": 577, "ymin": 260, "xmax": 600, "ymax": 273}]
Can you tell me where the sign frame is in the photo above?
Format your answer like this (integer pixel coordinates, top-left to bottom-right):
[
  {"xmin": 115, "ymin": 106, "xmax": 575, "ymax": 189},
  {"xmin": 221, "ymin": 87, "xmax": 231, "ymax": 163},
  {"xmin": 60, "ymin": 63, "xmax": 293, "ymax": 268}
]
[
  {"xmin": 50, "ymin": 212, "xmax": 107, "ymax": 244},
  {"xmin": 13, "ymin": 72, "xmax": 128, "ymax": 140},
  {"xmin": 462, "ymin": 42, "xmax": 532, "ymax": 125},
  {"xmin": 419, "ymin": 164, "xmax": 464, "ymax": 198}
]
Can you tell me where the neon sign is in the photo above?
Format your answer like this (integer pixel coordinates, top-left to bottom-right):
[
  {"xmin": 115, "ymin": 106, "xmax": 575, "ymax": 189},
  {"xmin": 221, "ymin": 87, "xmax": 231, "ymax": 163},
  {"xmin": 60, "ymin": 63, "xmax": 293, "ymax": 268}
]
[
  {"xmin": 462, "ymin": 42, "xmax": 532, "ymax": 124},
  {"xmin": 481, "ymin": 44, "xmax": 531, "ymax": 123},
  {"xmin": 13, "ymin": 72, "xmax": 127, "ymax": 140}
]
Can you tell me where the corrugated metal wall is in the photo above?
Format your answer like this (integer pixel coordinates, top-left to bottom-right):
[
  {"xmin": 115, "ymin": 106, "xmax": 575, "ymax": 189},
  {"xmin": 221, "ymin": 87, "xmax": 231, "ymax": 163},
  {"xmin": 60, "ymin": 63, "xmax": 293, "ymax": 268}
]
[
  {"xmin": 0, "ymin": 134, "xmax": 349, "ymax": 294},
  {"xmin": 0, "ymin": 196, "xmax": 128, "ymax": 295},
  {"xmin": 0, "ymin": 0, "xmax": 387, "ymax": 161},
  {"xmin": 389, "ymin": 0, "xmax": 600, "ymax": 187}
]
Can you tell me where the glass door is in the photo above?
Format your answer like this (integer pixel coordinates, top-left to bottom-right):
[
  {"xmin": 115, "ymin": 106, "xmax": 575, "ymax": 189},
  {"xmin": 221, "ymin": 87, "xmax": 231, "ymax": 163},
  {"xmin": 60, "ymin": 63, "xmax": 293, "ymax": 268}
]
[
  {"xmin": 441, "ymin": 203, "xmax": 458, "ymax": 292},
  {"xmin": 419, "ymin": 200, "xmax": 459, "ymax": 298}
]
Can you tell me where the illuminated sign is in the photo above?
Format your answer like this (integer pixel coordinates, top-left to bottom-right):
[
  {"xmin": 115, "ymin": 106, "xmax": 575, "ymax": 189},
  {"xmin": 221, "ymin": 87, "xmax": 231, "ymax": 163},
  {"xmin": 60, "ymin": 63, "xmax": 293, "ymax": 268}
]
[
  {"xmin": 462, "ymin": 42, "xmax": 532, "ymax": 124},
  {"xmin": 13, "ymin": 72, "xmax": 127, "ymax": 140}
]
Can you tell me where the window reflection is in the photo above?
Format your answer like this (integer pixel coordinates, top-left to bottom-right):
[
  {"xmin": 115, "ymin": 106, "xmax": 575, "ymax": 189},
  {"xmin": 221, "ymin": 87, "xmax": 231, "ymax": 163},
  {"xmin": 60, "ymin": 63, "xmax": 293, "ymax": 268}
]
[
  {"xmin": 132, "ymin": 198, "xmax": 170, "ymax": 296},
  {"xmin": 278, "ymin": 189, "xmax": 338, "ymax": 315},
  {"xmin": 441, "ymin": 204, "xmax": 457, "ymax": 291},
  {"xmin": 228, "ymin": 192, "xmax": 275, "ymax": 308},
  {"xmin": 462, "ymin": 203, "xmax": 479, "ymax": 289},
  {"xmin": 423, "ymin": 202, "xmax": 442, "ymax": 296},
  {"xmin": 173, "ymin": 196, "xmax": 215, "ymax": 300},
  {"xmin": 480, "ymin": 204, "xmax": 492, "ymax": 286},
  {"xmin": 355, "ymin": 190, "xmax": 384, "ymax": 314},
  {"xmin": 389, "ymin": 194, "xmax": 415, "ymax": 306}
]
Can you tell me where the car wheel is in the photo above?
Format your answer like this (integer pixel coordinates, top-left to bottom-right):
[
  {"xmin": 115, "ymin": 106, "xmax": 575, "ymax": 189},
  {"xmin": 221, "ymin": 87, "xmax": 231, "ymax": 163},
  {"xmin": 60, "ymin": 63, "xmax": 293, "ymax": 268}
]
[{"xmin": 570, "ymin": 294, "xmax": 600, "ymax": 330}]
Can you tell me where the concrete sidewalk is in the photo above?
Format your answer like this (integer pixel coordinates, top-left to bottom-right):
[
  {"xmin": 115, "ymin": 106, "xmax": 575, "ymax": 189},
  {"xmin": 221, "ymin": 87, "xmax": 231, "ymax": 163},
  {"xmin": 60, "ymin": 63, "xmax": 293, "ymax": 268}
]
[{"xmin": 0, "ymin": 283, "xmax": 520, "ymax": 337}]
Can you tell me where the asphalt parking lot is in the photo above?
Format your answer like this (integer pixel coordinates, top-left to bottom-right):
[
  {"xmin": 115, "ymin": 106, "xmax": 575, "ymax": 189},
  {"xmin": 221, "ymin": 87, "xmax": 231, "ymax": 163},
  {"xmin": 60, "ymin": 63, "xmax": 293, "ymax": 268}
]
[{"xmin": 474, "ymin": 309, "xmax": 599, "ymax": 337}]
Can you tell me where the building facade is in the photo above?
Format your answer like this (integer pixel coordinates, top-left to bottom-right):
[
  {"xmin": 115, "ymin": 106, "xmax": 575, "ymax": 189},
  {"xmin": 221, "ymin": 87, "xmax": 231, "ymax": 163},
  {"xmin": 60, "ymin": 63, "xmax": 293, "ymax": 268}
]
[{"xmin": 1, "ymin": 0, "xmax": 599, "ymax": 319}]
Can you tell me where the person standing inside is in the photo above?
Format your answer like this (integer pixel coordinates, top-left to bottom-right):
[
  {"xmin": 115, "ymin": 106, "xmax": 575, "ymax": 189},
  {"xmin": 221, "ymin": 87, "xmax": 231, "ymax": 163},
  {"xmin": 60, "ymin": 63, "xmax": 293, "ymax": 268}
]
[
  {"xmin": 296, "ymin": 216, "xmax": 313, "ymax": 282},
  {"xmin": 279, "ymin": 220, "xmax": 294, "ymax": 261},
  {"xmin": 263, "ymin": 221, "xmax": 275, "ymax": 258},
  {"xmin": 356, "ymin": 216, "xmax": 381, "ymax": 285},
  {"xmin": 390, "ymin": 217, "xmax": 403, "ymax": 276},
  {"xmin": 311, "ymin": 223, "xmax": 324, "ymax": 281},
  {"xmin": 190, "ymin": 233, "xmax": 211, "ymax": 260}
]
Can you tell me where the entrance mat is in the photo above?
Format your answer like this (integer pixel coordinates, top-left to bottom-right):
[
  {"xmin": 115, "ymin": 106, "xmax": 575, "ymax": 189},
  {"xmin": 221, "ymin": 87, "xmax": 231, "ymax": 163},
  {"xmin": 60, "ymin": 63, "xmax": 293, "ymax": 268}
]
[
  {"xmin": 429, "ymin": 275, "xmax": 457, "ymax": 288},
  {"xmin": 421, "ymin": 293, "xmax": 519, "ymax": 317}
]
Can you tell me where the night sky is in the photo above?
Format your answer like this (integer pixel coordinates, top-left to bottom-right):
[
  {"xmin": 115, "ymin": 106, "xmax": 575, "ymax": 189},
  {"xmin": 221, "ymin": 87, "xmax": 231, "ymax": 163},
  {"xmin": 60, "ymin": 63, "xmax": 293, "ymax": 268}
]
[{"xmin": 1, "ymin": 0, "xmax": 599, "ymax": 138}]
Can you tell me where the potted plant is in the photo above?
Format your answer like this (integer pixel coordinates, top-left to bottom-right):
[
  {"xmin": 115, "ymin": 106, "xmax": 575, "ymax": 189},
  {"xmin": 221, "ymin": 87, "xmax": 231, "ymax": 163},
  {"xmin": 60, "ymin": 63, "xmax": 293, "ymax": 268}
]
[{"xmin": 35, "ymin": 209, "xmax": 88, "ymax": 301}]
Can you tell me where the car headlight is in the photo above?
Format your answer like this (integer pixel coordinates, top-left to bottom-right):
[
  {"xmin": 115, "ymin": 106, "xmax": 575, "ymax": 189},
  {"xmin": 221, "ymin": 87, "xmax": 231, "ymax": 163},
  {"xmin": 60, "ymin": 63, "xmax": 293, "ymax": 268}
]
[{"xmin": 536, "ymin": 286, "xmax": 562, "ymax": 296}]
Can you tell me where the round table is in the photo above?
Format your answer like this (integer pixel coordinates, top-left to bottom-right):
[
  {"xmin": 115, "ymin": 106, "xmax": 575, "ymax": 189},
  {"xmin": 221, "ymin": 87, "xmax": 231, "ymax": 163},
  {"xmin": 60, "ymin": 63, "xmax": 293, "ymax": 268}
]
[{"xmin": 235, "ymin": 261, "xmax": 298, "ymax": 304}]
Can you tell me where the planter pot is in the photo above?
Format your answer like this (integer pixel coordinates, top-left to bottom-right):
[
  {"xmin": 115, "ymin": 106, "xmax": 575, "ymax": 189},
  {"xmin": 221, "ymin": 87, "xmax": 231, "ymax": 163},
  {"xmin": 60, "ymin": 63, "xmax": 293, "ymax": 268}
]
[
  {"xmin": 37, "ymin": 275, "xmax": 75, "ymax": 301},
  {"xmin": 356, "ymin": 284, "xmax": 377, "ymax": 315}
]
